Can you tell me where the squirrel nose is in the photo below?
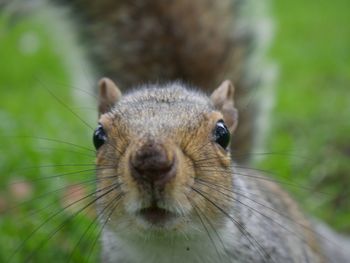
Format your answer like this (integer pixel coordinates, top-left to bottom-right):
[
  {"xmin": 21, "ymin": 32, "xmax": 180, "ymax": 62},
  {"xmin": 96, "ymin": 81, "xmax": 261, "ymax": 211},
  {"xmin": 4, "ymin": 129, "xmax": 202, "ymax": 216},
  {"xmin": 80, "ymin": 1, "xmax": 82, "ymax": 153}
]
[{"xmin": 130, "ymin": 140, "xmax": 176, "ymax": 186}]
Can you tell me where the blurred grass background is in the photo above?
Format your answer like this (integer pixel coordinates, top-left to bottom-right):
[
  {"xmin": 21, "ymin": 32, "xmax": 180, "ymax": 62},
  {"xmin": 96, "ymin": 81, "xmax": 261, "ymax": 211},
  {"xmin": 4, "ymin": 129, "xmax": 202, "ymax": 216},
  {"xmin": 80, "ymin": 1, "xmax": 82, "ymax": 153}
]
[
  {"xmin": 265, "ymin": 0, "xmax": 350, "ymax": 231},
  {"xmin": 0, "ymin": 4, "xmax": 98, "ymax": 262},
  {"xmin": 0, "ymin": 0, "xmax": 349, "ymax": 262}
]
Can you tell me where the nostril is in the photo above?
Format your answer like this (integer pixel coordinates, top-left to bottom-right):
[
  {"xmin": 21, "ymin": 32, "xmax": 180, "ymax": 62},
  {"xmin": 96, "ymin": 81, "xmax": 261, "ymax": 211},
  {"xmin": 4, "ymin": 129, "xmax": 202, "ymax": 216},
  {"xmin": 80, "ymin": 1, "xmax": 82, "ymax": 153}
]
[{"xmin": 130, "ymin": 141, "xmax": 176, "ymax": 185}]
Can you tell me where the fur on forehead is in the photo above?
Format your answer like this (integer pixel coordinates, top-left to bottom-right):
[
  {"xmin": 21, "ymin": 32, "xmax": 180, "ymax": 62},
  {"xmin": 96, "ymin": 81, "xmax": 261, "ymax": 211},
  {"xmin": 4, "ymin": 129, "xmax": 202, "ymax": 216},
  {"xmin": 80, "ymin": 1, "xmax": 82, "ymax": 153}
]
[
  {"xmin": 113, "ymin": 83, "xmax": 213, "ymax": 116},
  {"xmin": 107, "ymin": 82, "xmax": 215, "ymax": 136},
  {"xmin": 119, "ymin": 82, "xmax": 212, "ymax": 107}
]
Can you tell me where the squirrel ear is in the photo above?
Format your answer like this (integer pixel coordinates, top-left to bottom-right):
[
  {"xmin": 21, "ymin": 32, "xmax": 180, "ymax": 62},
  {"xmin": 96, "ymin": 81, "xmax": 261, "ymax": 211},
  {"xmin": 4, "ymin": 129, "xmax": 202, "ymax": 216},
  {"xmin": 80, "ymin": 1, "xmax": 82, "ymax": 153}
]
[
  {"xmin": 210, "ymin": 80, "xmax": 238, "ymax": 133},
  {"xmin": 98, "ymin": 77, "xmax": 122, "ymax": 116}
]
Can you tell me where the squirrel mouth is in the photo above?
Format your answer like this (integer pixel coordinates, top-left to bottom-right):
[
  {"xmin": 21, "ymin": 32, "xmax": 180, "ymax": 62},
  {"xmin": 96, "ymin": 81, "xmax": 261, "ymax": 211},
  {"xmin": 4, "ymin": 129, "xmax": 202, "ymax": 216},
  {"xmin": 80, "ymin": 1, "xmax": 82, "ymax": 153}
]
[{"xmin": 139, "ymin": 206, "xmax": 174, "ymax": 225}]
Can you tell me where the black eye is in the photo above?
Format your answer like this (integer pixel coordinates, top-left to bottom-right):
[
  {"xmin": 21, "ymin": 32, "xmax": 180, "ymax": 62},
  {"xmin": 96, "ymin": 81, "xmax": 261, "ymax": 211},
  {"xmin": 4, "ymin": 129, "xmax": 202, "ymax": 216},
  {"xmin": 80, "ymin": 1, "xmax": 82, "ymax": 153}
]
[
  {"xmin": 214, "ymin": 120, "xmax": 230, "ymax": 149},
  {"xmin": 93, "ymin": 124, "xmax": 107, "ymax": 150}
]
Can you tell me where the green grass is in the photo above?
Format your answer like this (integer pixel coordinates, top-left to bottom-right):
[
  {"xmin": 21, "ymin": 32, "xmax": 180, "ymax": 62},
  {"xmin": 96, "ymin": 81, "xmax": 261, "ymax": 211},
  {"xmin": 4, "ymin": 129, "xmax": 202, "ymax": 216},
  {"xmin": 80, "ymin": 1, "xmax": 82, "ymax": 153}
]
[
  {"xmin": 262, "ymin": 0, "xmax": 350, "ymax": 232},
  {"xmin": 0, "ymin": 12, "xmax": 98, "ymax": 262},
  {"xmin": 0, "ymin": 0, "xmax": 349, "ymax": 262}
]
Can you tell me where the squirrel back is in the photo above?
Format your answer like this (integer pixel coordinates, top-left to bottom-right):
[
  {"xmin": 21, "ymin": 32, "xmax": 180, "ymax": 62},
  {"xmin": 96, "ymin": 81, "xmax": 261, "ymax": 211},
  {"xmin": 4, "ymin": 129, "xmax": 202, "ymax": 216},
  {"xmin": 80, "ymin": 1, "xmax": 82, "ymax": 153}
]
[{"xmin": 54, "ymin": 0, "xmax": 274, "ymax": 162}]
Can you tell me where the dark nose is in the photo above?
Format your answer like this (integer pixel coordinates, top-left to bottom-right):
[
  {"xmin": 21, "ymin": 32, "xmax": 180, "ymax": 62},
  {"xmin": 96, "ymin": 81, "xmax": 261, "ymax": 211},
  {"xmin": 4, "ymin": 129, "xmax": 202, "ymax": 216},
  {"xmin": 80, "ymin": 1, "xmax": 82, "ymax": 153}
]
[{"xmin": 130, "ymin": 140, "xmax": 176, "ymax": 186}]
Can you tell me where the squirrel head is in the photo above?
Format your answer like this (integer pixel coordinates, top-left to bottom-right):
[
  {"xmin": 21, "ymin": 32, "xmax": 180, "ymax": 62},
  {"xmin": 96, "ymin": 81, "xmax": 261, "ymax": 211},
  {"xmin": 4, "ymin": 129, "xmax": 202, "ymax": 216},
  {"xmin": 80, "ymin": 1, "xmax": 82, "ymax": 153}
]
[{"xmin": 95, "ymin": 77, "xmax": 238, "ymax": 238}]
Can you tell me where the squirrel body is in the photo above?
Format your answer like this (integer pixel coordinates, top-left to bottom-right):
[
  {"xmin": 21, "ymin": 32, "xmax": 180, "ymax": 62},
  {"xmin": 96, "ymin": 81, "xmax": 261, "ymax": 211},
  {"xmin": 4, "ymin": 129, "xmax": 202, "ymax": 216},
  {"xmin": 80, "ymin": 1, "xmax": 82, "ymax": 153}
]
[{"xmin": 94, "ymin": 79, "xmax": 349, "ymax": 263}]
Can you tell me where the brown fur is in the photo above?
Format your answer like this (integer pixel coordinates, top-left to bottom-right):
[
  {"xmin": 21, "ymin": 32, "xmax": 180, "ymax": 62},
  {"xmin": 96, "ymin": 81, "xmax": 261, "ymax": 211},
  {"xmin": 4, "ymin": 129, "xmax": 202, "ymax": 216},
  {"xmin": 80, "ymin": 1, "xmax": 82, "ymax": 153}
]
[{"xmin": 258, "ymin": 178, "xmax": 325, "ymax": 262}]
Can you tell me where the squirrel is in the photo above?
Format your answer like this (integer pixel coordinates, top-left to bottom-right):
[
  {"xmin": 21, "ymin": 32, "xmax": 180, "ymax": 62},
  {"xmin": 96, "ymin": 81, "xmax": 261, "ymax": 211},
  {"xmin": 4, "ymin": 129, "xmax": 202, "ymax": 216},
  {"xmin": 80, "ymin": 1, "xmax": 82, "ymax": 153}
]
[{"xmin": 94, "ymin": 77, "xmax": 350, "ymax": 263}]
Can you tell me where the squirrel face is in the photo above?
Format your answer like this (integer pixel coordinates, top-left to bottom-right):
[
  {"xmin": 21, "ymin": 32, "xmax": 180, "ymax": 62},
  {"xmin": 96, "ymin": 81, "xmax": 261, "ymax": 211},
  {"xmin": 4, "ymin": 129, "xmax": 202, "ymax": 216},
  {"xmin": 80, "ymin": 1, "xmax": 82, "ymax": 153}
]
[{"xmin": 95, "ymin": 78, "xmax": 238, "ymax": 238}]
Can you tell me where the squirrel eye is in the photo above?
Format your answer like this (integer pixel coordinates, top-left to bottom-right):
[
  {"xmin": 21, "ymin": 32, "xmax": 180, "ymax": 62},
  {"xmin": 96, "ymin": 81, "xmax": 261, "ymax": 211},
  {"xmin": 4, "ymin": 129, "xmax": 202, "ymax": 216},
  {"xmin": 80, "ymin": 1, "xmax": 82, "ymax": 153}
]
[
  {"xmin": 93, "ymin": 124, "xmax": 107, "ymax": 150},
  {"xmin": 214, "ymin": 120, "xmax": 230, "ymax": 149}
]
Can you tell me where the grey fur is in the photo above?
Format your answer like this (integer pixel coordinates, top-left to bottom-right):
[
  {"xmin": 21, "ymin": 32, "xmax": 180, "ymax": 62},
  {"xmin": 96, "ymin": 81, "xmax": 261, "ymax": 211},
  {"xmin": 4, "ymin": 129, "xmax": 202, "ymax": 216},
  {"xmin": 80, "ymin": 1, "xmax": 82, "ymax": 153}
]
[{"xmin": 111, "ymin": 83, "xmax": 213, "ymax": 138}]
